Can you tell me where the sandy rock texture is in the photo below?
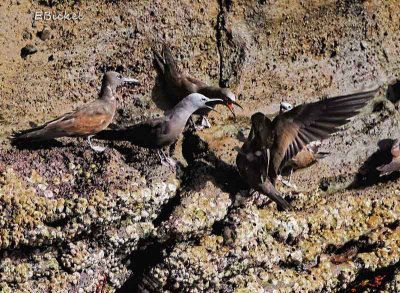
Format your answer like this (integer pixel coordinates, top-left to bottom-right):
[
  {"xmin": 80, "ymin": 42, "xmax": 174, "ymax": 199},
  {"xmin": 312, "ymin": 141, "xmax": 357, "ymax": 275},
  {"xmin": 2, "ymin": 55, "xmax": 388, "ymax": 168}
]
[{"xmin": 0, "ymin": 0, "xmax": 399, "ymax": 292}]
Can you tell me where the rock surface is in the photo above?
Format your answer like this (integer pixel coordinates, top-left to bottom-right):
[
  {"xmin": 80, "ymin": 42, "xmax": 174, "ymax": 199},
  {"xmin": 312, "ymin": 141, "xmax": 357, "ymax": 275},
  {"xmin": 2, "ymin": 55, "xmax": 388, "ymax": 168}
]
[{"xmin": 0, "ymin": 0, "xmax": 399, "ymax": 292}]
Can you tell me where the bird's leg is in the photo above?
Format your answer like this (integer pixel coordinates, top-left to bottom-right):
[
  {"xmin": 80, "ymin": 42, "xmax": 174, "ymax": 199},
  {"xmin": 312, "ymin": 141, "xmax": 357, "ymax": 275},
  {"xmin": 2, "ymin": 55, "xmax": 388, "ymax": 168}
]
[
  {"xmin": 190, "ymin": 116, "xmax": 210, "ymax": 130},
  {"xmin": 249, "ymin": 190, "xmax": 258, "ymax": 197},
  {"xmin": 87, "ymin": 135, "xmax": 106, "ymax": 153},
  {"xmin": 189, "ymin": 116, "xmax": 197, "ymax": 129},
  {"xmin": 157, "ymin": 149, "xmax": 164, "ymax": 162},
  {"xmin": 288, "ymin": 168, "xmax": 293, "ymax": 184},
  {"xmin": 280, "ymin": 169, "xmax": 297, "ymax": 190}
]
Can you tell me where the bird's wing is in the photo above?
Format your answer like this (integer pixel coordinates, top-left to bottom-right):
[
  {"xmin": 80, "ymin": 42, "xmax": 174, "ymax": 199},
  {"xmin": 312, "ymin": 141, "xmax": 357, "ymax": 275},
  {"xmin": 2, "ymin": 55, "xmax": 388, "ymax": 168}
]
[
  {"xmin": 270, "ymin": 88, "xmax": 379, "ymax": 175},
  {"xmin": 11, "ymin": 99, "xmax": 112, "ymax": 141},
  {"xmin": 33, "ymin": 101, "xmax": 112, "ymax": 138},
  {"xmin": 12, "ymin": 111, "xmax": 74, "ymax": 137},
  {"xmin": 185, "ymin": 75, "xmax": 208, "ymax": 87},
  {"xmin": 162, "ymin": 45, "xmax": 181, "ymax": 80}
]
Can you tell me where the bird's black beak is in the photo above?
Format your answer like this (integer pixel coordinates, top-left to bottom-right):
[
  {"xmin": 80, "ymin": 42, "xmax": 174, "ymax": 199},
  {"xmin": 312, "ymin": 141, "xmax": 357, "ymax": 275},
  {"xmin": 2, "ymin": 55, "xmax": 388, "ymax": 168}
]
[
  {"xmin": 205, "ymin": 98, "xmax": 223, "ymax": 114},
  {"xmin": 225, "ymin": 100, "xmax": 243, "ymax": 121}
]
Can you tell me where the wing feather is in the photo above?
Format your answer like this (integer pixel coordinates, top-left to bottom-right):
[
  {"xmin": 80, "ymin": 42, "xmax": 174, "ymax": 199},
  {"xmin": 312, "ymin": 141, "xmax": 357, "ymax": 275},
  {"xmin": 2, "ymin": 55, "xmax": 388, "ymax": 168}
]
[{"xmin": 270, "ymin": 87, "xmax": 379, "ymax": 174}]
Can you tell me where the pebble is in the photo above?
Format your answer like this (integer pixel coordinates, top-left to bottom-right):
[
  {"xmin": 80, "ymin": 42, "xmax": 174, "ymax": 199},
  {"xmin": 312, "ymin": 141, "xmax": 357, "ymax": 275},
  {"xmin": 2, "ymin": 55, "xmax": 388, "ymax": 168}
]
[
  {"xmin": 21, "ymin": 45, "xmax": 37, "ymax": 58},
  {"xmin": 39, "ymin": 27, "xmax": 51, "ymax": 41}
]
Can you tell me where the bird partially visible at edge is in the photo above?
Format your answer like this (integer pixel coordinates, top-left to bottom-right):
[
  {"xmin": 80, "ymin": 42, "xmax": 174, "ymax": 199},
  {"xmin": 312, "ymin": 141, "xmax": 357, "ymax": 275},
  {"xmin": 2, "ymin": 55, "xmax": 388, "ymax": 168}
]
[{"xmin": 377, "ymin": 138, "xmax": 400, "ymax": 176}]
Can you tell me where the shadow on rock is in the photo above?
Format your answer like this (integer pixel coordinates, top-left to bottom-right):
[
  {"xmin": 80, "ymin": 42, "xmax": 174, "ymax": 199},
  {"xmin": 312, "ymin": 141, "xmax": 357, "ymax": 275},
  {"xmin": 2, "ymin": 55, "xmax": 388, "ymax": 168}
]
[
  {"xmin": 10, "ymin": 138, "xmax": 65, "ymax": 150},
  {"xmin": 117, "ymin": 238, "xmax": 176, "ymax": 293},
  {"xmin": 153, "ymin": 128, "xmax": 245, "ymax": 227},
  {"xmin": 181, "ymin": 129, "xmax": 246, "ymax": 194},
  {"xmin": 348, "ymin": 138, "xmax": 400, "ymax": 189}
]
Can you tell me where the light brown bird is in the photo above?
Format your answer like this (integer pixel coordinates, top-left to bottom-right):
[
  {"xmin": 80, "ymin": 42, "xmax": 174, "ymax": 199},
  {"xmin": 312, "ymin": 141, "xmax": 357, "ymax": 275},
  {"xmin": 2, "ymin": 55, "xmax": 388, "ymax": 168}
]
[
  {"xmin": 153, "ymin": 44, "xmax": 242, "ymax": 128},
  {"xmin": 287, "ymin": 141, "xmax": 329, "ymax": 170},
  {"xmin": 377, "ymin": 139, "xmax": 400, "ymax": 176},
  {"xmin": 11, "ymin": 71, "xmax": 140, "ymax": 151},
  {"xmin": 237, "ymin": 88, "xmax": 379, "ymax": 210},
  {"xmin": 277, "ymin": 103, "xmax": 330, "ymax": 184}
]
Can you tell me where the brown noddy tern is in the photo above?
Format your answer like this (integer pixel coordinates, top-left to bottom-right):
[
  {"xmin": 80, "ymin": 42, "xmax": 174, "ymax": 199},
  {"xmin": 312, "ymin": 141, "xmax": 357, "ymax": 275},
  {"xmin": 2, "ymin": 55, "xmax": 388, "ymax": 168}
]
[
  {"xmin": 96, "ymin": 93, "xmax": 223, "ymax": 167},
  {"xmin": 377, "ymin": 138, "xmax": 400, "ymax": 176},
  {"xmin": 10, "ymin": 71, "xmax": 140, "ymax": 152},
  {"xmin": 152, "ymin": 44, "xmax": 242, "ymax": 128},
  {"xmin": 236, "ymin": 87, "xmax": 379, "ymax": 210}
]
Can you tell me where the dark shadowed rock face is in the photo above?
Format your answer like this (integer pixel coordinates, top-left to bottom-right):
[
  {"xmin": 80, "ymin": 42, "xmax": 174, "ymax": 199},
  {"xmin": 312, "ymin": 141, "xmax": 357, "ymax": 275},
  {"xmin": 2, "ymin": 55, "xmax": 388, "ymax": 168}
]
[{"xmin": 1, "ymin": 0, "xmax": 400, "ymax": 292}]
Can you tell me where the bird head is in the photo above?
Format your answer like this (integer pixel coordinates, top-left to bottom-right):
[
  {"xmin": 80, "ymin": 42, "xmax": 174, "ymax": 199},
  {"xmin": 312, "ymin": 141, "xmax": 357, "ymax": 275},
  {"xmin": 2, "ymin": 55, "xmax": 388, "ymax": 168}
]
[
  {"xmin": 102, "ymin": 71, "xmax": 140, "ymax": 93},
  {"xmin": 279, "ymin": 102, "xmax": 293, "ymax": 114},
  {"xmin": 186, "ymin": 93, "xmax": 223, "ymax": 112},
  {"xmin": 250, "ymin": 112, "xmax": 266, "ymax": 126},
  {"xmin": 218, "ymin": 88, "xmax": 243, "ymax": 121}
]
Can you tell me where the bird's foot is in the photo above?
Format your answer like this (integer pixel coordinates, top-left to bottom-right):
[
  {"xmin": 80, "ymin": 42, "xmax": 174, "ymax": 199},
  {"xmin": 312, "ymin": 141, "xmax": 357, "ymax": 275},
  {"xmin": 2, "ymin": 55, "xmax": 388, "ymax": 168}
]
[
  {"xmin": 277, "ymin": 175, "xmax": 297, "ymax": 189},
  {"xmin": 281, "ymin": 178, "xmax": 297, "ymax": 190},
  {"xmin": 165, "ymin": 156, "xmax": 177, "ymax": 167},
  {"xmin": 161, "ymin": 157, "xmax": 177, "ymax": 169},
  {"xmin": 200, "ymin": 116, "xmax": 211, "ymax": 129},
  {"xmin": 87, "ymin": 136, "xmax": 106, "ymax": 152},
  {"xmin": 157, "ymin": 150, "xmax": 177, "ymax": 169},
  {"xmin": 91, "ymin": 145, "xmax": 107, "ymax": 153}
]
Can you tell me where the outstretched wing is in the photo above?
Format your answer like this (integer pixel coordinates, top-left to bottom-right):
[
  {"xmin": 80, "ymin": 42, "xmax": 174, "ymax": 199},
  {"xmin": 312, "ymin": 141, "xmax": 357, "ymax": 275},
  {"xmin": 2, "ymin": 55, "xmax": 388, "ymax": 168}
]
[{"xmin": 270, "ymin": 87, "xmax": 379, "ymax": 176}]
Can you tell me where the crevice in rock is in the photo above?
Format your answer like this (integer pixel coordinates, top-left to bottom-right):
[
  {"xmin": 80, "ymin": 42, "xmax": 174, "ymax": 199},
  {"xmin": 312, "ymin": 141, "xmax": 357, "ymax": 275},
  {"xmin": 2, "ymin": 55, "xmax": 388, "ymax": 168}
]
[
  {"xmin": 327, "ymin": 220, "xmax": 399, "ymax": 265},
  {"xmin": 326, "ymin": 234, "xmax": 381, "ymax": 255},
  {"xmin": 338, "ymin": 261, "xmax": 400, "ymax": 293},
  {"xmin": 152, "ymin": 189, "xmax": 182, "ymax": 226},
  {"xmin": 116, "ymin": 237, "xmax": 176, "ymax": 293},
  {"xmin": 216, "ymin": 0, "xmax": 228, "ymax": 88}
]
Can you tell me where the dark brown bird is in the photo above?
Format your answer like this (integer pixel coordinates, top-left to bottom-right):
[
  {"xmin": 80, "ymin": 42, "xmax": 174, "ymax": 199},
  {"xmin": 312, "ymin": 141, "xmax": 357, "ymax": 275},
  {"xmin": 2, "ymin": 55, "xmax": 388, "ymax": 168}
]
[
  {"xmin": 152, "ymin": 44, "xmax": 242, "ymax": 128},
  {"xmin": 96, "ymin": 93, "xmax": 222, "ymax": 167},
  {"xmin": 11, "ymin": 71, "xmax": 140, "ymax": 151},
  {"xmin": 377, "ymin": 139, "xmax": 400, "ymax": 176},
  {"xmin": 237, "ymin": 87, "xmax": 379, "ymax": 210}
]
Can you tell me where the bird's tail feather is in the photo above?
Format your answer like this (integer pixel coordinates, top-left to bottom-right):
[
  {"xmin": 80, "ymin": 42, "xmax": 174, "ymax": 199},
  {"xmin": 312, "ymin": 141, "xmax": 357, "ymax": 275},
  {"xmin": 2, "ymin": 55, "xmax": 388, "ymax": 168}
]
[
  {"xmin": 10, "ymin": 126, "xmax": 48, "ymax": 144},
  {"xmin": 258, "ymin": 181, "xmax": 292, "ymax": 210},
  {"xmin": 314, "ymin": 151, "xmax": 330, "ymax": 160},
  {"xmin": 162, "ymin": 44, "xmax": 178, "ymax": 74},
  {"xmin": 152, "ymin": 48, "xmax": 165, "ymax": 75}
]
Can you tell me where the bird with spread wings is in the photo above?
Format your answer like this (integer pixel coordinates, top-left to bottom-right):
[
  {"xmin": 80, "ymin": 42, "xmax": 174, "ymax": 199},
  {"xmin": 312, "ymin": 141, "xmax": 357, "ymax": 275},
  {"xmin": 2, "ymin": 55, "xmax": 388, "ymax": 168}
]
[{"xmin": 237, "ymin": 87, "xmax": 379, "ymax": 210}]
